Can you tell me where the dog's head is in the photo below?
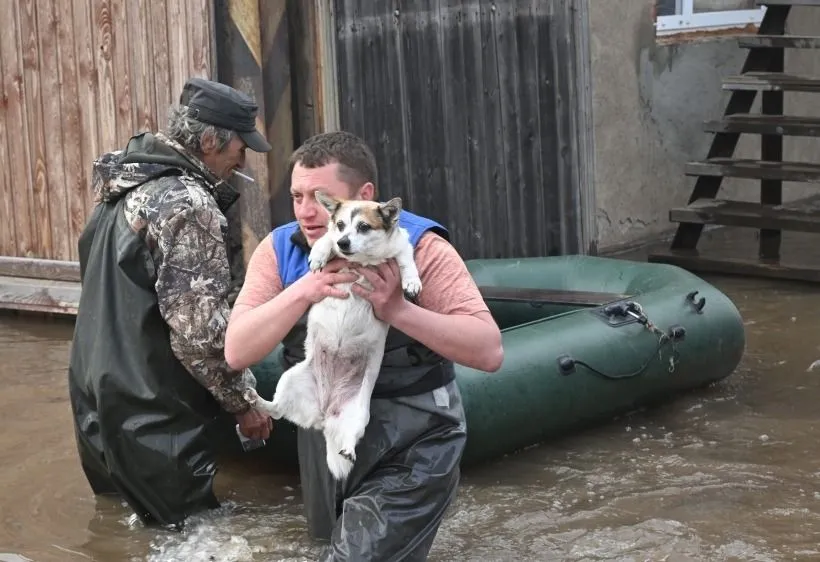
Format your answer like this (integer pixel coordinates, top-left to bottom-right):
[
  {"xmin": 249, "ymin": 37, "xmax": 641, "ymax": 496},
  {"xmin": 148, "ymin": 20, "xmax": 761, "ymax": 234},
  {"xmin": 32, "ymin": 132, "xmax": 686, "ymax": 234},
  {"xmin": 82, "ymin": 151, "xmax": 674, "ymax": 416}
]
[{"xmin": 316, "ymin": 191, "xmax": 402, "ymax": 261}]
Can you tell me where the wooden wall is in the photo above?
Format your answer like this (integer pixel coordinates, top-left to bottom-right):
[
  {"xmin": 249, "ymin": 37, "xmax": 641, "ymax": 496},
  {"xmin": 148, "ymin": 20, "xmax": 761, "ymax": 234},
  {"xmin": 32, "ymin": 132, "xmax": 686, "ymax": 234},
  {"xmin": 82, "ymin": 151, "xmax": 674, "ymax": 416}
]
[
  {"xmin": 0, "ymin": 0, "xmax": 213, "ymax": 264},
  {"xmin": 332, "ymin": 0, "xmax": 593, "ymax": 260}
]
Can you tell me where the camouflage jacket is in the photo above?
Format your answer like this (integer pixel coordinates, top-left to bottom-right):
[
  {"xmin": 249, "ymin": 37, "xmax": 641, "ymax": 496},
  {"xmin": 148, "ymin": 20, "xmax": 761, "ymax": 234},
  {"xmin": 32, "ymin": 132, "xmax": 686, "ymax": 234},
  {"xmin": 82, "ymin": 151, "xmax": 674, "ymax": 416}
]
[{"xmin": 91, "ymin": 132, "xmax": 256, "ymax": 414}]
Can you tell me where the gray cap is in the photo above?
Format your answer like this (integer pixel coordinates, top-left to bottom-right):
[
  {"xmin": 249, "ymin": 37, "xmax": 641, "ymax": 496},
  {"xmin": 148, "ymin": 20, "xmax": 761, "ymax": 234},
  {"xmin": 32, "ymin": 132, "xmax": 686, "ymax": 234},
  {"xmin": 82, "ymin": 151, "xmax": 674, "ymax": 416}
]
[{"xmin": 180, "ymin": 77, "xmax": 272, "ymax": 153}]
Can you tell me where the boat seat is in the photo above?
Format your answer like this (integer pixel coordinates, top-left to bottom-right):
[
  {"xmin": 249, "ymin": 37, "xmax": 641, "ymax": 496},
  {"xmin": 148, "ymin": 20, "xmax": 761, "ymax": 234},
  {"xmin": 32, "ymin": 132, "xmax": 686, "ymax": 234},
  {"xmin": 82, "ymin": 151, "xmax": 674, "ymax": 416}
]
[{"xmin": 478, "ymin": 286, "xmax": 630, "ymax": 307}]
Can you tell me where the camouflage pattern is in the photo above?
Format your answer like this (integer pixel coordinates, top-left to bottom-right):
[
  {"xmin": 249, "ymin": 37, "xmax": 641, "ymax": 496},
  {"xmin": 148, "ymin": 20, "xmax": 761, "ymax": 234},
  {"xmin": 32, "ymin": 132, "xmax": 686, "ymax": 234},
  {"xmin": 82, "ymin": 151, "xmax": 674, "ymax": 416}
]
[{"xmin": 91, "ymin": 132, "xmax": 256, "ymax": 414}]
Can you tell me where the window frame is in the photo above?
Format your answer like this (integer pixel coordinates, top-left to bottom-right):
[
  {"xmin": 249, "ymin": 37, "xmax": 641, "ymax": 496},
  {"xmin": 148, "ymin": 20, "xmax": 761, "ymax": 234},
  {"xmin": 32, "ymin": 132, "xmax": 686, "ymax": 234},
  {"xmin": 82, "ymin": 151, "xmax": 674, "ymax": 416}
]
[{"xmin": 655, "ymin": 0, "xmax": 766, "ymax": 36}]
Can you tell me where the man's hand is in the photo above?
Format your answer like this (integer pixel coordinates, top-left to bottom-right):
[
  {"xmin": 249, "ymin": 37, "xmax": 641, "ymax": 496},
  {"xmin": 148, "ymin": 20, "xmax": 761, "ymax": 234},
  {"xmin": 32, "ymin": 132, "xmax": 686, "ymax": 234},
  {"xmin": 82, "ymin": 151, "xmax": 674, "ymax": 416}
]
[
  {"xmin": 350, "ymin": 260, "xmax": 408, "ymax": 323},
  {"xmin": 296, "ymin": 258, "xmax": 359, "ymax": 304},
  {"xmin": 236, "ymin": 408, "xmax": 273, "ymax": 440}
]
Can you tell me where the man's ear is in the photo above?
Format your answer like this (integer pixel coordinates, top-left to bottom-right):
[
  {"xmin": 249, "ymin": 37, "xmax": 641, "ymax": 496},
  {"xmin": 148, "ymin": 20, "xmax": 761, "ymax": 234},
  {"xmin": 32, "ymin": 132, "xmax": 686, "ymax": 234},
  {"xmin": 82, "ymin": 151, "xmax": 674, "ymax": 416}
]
[
  {"xmin": 200, "ymin": 130, "xmax": 218, "ymax": 155},
  {"xmin": 378, "ymin": 197, "xmax": 402, "ymax": 227},
  {"xmin": 359, "ymin": 182, "xmax": 375, "ymax": 201},
  {"xmin": 315, "ymin": 190, "xmax": 342, "ymax": 216}
]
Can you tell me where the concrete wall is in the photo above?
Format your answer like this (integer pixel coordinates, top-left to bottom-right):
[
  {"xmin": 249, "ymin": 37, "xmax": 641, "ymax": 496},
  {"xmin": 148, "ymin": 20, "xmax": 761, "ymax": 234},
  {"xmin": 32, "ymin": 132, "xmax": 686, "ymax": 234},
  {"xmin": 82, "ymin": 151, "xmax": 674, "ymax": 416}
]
[{"xmin": 589, "ymin": 1, "xmax": 820, "ymax": 253}]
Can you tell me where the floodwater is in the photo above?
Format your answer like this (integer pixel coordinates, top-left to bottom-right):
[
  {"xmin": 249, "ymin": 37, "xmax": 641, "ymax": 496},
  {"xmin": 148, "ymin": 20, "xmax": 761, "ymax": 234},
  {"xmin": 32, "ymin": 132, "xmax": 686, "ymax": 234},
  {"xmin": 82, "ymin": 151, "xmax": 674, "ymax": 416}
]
[{"xmin": 2, "ymin": 268, "xmax": 820, "ymax": 561}]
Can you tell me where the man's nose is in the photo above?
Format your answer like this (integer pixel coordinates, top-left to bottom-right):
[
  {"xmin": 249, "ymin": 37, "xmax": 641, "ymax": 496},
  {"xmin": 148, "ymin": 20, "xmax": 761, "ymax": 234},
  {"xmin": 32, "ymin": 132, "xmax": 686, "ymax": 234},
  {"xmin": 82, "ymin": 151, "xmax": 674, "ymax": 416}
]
[{"xmin": 297, "ymin": 200, "xmax": 316, "ymax": 219}]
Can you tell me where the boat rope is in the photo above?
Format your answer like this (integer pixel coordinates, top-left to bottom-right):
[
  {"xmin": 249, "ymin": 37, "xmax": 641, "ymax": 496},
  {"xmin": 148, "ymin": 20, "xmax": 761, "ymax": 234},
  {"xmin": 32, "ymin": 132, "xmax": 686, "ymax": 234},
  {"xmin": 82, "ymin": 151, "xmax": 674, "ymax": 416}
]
[{"xmin": 558, "ymin": 301, "xmax": 683, "ymax": 380}]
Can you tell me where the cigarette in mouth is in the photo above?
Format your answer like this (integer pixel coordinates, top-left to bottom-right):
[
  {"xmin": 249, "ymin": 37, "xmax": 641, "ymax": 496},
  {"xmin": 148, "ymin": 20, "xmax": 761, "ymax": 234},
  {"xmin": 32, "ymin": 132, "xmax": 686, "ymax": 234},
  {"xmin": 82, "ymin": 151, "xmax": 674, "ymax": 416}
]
[{"xmin": 232, "ymin": 169, "xmax": 256, "ymax": 183}]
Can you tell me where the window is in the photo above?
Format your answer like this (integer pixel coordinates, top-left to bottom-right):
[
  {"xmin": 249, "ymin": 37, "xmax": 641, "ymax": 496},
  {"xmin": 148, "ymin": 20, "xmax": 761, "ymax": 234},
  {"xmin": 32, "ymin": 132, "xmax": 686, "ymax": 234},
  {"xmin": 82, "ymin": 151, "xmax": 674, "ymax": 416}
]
[{"xmin": 656, "ymin": 0, "xmax": 766, "ymax": 36}]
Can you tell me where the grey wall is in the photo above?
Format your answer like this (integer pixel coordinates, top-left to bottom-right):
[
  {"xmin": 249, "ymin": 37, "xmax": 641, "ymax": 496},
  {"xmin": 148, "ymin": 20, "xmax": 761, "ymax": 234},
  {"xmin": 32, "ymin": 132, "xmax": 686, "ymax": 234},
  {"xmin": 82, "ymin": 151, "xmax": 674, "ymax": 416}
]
[{"xmin": 589, "ymin": 2, "xmax": 820, "ymax": 252}]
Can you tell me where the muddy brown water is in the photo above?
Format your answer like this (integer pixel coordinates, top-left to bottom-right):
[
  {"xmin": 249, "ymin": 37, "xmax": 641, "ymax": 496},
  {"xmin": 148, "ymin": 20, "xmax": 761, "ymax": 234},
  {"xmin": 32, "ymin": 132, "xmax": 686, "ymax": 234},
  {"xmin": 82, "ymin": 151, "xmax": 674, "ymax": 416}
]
[{"xmin": 2, "ymin": 270, "xmax": 820, "ymax": 561}]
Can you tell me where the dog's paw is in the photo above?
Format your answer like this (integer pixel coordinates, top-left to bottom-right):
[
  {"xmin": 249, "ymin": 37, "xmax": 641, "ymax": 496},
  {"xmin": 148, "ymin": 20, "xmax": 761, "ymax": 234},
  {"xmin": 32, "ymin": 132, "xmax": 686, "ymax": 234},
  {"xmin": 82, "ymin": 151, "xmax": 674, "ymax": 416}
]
[
  {"xmin": 308, "ymin": 254, "xmax": 328, "ymax": 272},
  {"xmin": 243, "ymin": 388, "xmax": 260, "ymax": 406},
  {"xmin": 338, "ymin": 448, "xmax": 356, "ymax": 463},
  {"xmin": 402, "ymin": 277, "xmax": 422, "ymax": 300}
]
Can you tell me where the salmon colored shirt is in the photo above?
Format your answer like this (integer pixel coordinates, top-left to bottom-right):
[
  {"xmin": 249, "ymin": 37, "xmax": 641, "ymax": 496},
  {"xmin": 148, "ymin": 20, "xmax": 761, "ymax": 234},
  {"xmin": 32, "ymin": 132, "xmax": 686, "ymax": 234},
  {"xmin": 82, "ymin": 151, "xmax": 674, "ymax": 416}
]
[{"xmin": 235, "ymin": 231, "xmax": 489, "ymax": 318}]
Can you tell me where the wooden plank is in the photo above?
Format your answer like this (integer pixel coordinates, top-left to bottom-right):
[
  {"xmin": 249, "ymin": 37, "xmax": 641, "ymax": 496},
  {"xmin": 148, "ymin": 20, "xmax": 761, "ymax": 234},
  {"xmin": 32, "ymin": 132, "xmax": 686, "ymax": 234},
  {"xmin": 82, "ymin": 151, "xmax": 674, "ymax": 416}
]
[
  {"xmin": 648, "ymin": 249, "xmax": 820, "ymax": 284},
  {"xmin": 36, "ymin": 0, "xmax": 71, "ymax": 262},
  {"xmin": 166, "ymin": 0, "xmax": 189, "ymax": 102},
  {"xmin": 0, "ymin": 4, "xmax": 30, "ymax": 258},
  {"xmin": 0, "ymin": 257, "xmax": 81, "ymax": 282},
  {"xmin": 479, "ymin": 286, "xmax": 628, "ymax": 306},
  {"xmin": 685, "ymin": 158, "xmax": 820, "ymax": 182},
  {"xmin": 286, "ymin": 0, "xmax": 319, "ymax": 143},
  {"xmin": 148, "ymin": 0, "xmax": 172, "ymax": 124},
  {"xmin": 73, "ymin": 0, "xmax": 101, "ymax": 223},
  {"xmin": 669, "ymin": 199, "xmax": 820, "ymax": 233},
  {"xmin": 110, "ymin": 0, "xmax": 133, "ymax": 144},
  {"xmin": 56, "ymin": 0, "xmax": 86, "ymax": 262},
  {"xmin": 722, "ymin": 72, "xmax": 820, "ymax": 92},
  {"xmin": 0, "ymin": 20, "xmax": 17, "ymax": 257},
  {"xmin": 126, "ymin": 0, "xmax": 156, "ymax": 133},
  {"xmin": 93, "ymin": 0, "xmax": 119, "ymax": 154},
  {"xmin": 259, "ymin": 0, "xmax": 295, "ymax": 226},
  {"xmin": 20, "ymin": 0, "xmax": 54, "ymax": 258},
  {"xmin": 703, "ymin": 114, "xmax": 820, "ymax": 136},
  {"xmin": 738, "ymin": 35, "xmax": 820, "ymax": 49},
  {"xmin": 187, "ymin": 0, "xmax": 211, "ymax": 79},
  {"xmin": 0, "ymin": 275, "xmax": 80, "ymax": 315}
]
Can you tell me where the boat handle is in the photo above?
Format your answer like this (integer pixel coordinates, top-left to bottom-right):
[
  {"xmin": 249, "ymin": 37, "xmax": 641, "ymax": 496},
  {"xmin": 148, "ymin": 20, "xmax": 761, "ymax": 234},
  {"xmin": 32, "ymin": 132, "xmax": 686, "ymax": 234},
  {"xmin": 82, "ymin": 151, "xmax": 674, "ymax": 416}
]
[{"xmin": 685, "ymin": 291, "xmax": 706, "ymax": 313}]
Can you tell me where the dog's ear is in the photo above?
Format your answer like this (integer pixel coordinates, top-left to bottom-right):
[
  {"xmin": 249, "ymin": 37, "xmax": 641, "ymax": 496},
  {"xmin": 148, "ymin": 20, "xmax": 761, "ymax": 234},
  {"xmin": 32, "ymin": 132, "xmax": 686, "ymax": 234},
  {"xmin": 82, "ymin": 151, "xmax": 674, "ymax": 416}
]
[
  {"xmin": 378, "ymin": 197, "xmax": 402, "ymax": 228},
  {"xmin": 315, "ymin": 191, "xmax": 342, "ymax": 216}
]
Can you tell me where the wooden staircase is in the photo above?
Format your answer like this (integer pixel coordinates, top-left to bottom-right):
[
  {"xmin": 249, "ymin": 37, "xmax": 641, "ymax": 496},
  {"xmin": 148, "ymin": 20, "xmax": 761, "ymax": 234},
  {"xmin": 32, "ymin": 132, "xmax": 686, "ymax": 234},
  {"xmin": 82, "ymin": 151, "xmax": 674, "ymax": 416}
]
[{"xmin": 648, "ymin": 0, "xmax": 820, "ymax": 282}]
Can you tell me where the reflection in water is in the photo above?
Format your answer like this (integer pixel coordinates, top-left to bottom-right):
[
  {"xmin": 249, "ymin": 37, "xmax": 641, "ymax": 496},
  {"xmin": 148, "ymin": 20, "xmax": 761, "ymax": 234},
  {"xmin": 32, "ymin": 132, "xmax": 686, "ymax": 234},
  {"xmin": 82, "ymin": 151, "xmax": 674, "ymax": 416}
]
[{"xmin": 2, "ymin": 271, "xmax": 820, "ymax": 561}]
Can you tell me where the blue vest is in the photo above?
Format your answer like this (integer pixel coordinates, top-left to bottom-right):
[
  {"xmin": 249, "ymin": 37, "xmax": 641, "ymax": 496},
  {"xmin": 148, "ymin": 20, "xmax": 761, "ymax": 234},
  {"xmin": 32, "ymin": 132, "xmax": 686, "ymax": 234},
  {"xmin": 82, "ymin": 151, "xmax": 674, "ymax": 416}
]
[
  {"xmin": 269, "ymin": 209, "xmax": 455, "ymax": 399},
  {"xmin": 271, "ymin": 210, "xmax": 448, "ymax": 287}
]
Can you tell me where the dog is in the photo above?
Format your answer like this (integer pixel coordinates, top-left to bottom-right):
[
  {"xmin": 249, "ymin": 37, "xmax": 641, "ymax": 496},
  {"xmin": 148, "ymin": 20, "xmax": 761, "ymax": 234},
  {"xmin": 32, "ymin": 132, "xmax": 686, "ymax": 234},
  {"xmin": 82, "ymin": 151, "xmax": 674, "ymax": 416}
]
[{"xmin": 244, "ymin": 191, "xmax": 422, "ymax": 480}]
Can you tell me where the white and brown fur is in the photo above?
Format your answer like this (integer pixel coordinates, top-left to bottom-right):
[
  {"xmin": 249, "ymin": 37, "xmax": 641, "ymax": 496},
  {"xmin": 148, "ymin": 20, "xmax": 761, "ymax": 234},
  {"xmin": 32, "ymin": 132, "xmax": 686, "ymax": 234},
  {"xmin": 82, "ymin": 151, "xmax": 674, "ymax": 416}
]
[{"xmin": 244, "ymin": 191, "xmax": 422, "ymax": 480}]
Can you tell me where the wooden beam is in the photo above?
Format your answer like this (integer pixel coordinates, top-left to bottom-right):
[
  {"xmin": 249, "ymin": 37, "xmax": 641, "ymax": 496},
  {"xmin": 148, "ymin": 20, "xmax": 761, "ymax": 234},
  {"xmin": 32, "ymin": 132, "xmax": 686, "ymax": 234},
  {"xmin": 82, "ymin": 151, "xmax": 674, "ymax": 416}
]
[
  {"xmin": 685, "ymin": 158, "xmax": 820, "ymax": 182},
  {"xmin": 213, "ymin": 0, "xmax": 272, "ymax": 270},
  {"xmin": 0, "ymin": 257, "xmax": 81, "ymax": 282},
  {"xmin": 722, "ymin": 72, "xmax": 820, "ymax": 93},
  {"xmin": 703, "ymin": 114, "xmax": 820, "ymax": 136},
  {"xmin": 669, "ymin": 199, "xmax": 820, "ymax": 232},
  {"xmin": 259, "ymin": 1, "xmax": 297, "ymax": 228},
  {"xmin": 0, "ymin": 275, "xmax": 80, "ymax": 315},
  {"xmin": 314, "ymin": 0, "xmax": 339, "ymax": 132}
]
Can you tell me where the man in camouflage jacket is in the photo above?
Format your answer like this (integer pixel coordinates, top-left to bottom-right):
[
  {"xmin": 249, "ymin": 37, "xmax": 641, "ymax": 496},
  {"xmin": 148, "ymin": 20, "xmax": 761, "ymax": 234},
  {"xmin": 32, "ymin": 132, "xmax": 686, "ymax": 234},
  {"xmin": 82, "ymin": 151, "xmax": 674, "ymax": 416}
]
[{"xmin": 67, "ymin": 78, "xmax": 273, "ymax": 529}]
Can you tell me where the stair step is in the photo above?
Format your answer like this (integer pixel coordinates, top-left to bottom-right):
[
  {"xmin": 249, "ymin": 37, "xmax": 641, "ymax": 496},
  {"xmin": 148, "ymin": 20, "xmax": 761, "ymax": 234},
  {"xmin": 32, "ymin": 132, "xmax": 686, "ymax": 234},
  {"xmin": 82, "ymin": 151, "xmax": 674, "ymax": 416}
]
[
  {"xmin": 722, "ymin": 72, "xmax": 820, "ymax": 92},
  {"xmin": 739, "ymin": 34, "xmax": 820, "ymax": 48},
  {"xmin": 756, "ymin": 0, "xmax": 820, "ymax": 6},
  {"xmin": 703, "ymin": 114, "xmax": 820, "ymax": 136},
  {"xmin": 685, "ymin": 158, "xmax": 820, "ymax": 182},
  {"xmin": 648, "ymin": 249, "xmax": 820, "ymax": 283},
  {"xmin": 669, "ymin": 198, "xmax": 820, "ymax": 232}
]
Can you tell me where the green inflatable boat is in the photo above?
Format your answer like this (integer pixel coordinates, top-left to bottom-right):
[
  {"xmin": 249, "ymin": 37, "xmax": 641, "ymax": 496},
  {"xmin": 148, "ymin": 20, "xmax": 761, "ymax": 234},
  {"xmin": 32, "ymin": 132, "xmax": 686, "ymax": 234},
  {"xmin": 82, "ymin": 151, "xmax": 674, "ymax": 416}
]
[{"xmin": 235, "ymin": 255, "xmax": 745, "ymax": 468}]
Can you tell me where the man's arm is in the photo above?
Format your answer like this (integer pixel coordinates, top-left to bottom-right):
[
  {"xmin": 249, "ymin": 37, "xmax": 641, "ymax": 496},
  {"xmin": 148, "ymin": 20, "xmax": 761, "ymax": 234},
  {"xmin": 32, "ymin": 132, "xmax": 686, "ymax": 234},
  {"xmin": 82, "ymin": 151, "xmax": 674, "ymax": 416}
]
[
  {"xmin": 224, "ymin": 240, "xmax": 360, "ymax": 371},
  {"xmin": 155, "ymin": 204, "xmax": 257, "ymax": 414},
  {"xmin": 352, "ymin": 233, "xmax": 504, "ymax": 373},
  {"xmin": 388, "ymin": 304, "xmax": 503, "ymax": 372}
]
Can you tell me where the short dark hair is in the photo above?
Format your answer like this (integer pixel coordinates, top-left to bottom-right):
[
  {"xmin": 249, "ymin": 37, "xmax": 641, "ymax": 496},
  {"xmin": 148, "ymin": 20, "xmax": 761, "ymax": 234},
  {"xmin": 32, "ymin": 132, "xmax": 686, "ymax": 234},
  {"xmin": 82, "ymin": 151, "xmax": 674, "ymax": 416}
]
[{"xmin": 289, "ymin": 131, "xmax": 378, "ymax": 195}]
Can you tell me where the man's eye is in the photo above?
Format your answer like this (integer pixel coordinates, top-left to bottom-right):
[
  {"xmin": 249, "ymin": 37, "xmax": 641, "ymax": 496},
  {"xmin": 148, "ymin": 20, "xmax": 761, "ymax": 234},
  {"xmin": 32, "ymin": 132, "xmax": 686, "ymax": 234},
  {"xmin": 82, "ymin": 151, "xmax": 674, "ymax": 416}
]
[{"xmin": 357, "ymin": 222, "xmax": 371, "ymax": 233}]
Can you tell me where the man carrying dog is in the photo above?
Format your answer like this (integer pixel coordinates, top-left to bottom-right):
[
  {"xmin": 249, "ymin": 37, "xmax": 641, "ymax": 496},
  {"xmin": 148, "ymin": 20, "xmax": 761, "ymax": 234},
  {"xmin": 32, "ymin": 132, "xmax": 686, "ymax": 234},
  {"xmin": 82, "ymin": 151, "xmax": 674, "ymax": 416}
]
[
  {"xmin": 225, "ymin": 130, "xmax": 504, "ymax": 560},
  {"xmin": 68, "ymin": 78, "xmax": 273, "ymax": 529}
]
